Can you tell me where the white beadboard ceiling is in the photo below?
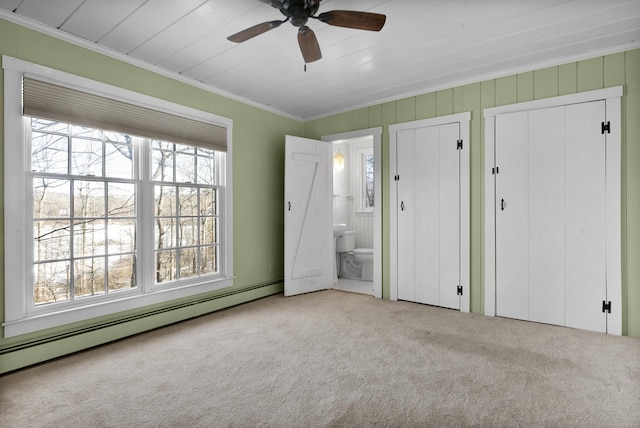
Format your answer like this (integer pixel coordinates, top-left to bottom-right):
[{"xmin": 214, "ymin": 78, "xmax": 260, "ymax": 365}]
[{"xmin": 1, "ymin": 0, "xmax": 639, "ymax": 121}]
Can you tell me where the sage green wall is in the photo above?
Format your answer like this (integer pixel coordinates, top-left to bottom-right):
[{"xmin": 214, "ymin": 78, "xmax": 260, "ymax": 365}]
[
  {"xmin": 304, "ymin": 49, "xmax": 640, "ymax": 337},
  {"xmin": 0, "ymin": 19, "xmax": 302, "ymax": 373}
]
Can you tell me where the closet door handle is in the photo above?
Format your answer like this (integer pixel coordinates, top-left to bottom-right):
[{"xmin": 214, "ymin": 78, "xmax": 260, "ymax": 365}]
[
  {"xmin": 500, "ymin": 199, "xmax": 506, "ymax": 211},
  {"xmin": 401, "ymin": 201, "xmax": 405, "ymax": 211},
  {"xmin": 288, "ymin": 201, "xmax": 291, "ymax": 211}
]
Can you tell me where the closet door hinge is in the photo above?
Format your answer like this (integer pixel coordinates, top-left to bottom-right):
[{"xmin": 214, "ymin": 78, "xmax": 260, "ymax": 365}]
[
  {"xmin": 602, "ymin": 300, "xmax": 612, "ymax": 314},
  {"xmin": 394, "ymin": 174, "xmax": 400, "ymax": 181},
  {"xmin": 492, "ymin": 166, "xmax": 500, "ymax": 175},
  {"xmin": 457, "ymin": 285, "xmax": 463, "ymax": 296},
  {"xmin": 456, "ymin": 139, "xmax": 463, "ymax": 150},
  {"xmin": 601, "ymin": 121, "xmax": 611, "ymax": 134}
]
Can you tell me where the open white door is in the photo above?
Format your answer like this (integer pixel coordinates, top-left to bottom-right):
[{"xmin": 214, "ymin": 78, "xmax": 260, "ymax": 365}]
[{"xmin": 284, "ymin": 135, "xmax": 333, "ymax": 296}]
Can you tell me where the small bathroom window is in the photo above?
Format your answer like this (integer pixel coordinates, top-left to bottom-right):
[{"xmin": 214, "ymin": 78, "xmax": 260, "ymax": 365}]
[{"xmin": 358, "ymin": 148, "xmax": 374, "ymax": 212}]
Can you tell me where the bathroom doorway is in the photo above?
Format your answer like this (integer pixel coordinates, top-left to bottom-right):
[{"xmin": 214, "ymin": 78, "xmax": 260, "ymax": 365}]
[{"xmin": 322, "ymin": 128, "xmax": 382, "ymax": 298}]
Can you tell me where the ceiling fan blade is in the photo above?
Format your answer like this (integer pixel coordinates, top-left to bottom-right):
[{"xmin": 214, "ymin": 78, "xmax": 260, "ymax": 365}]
[
  {"xmin": 227, "ymin": 20, "xmax": 284, "ymax": 43},
  {"xmin": 317, "ymin": 10, "xmax": 386, "ymax": 31},
  {"xmin": 298, "ymin": 26, "xmax": 322, "ymax": 63}
]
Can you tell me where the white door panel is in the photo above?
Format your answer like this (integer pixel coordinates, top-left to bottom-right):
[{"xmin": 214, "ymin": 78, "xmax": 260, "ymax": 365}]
[
  {"xmin": 565, "ymin": 101, "xmax": 607, "ymax": 332},
  {"xmin": 438, "ymin": 123, "xmax": 461, "ymax": 310},
  {"xmin": 396, "ymin": 129, "xmax": 416, "ymax": 302},
  {"xmin": 414, "ymin": 126, "xmax": 440, "ymax": 305},
  {"xmin": 496, "ymin": 111, "xmax": 529, "ymax": 320},
  {"xmin": 528, "ymin": 106, "xmax": 566, "ymax": 326},
  {"xmin": 284, "ymin": 135, "xmax": 333, "ymax": 296}
]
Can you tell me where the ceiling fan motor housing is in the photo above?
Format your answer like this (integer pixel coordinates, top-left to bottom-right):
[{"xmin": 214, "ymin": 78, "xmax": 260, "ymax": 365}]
[{"xmin": 278, "ymin": 0, "xmax": 320, "ymax": 27}]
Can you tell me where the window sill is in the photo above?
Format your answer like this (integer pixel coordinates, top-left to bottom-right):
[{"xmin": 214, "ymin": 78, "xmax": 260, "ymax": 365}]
[{"xmin": 3, "ymin": 277, "xmax": 234, "ymax": 338}]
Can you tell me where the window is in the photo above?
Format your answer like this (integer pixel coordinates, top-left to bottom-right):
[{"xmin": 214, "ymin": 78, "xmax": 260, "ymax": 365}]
[
  {"xmin": 357, "ymin": 148, "xmax": 374, "ymax": 212},
  {"xmin": 151, "ymin": 141, "xmax": 220, "ymax": 283},
  {"xmin": 362, "ymin": 151, "xmax": 374, "ymax": 210},
  {"xmin": 3, "ymin": 57, "xmax": 233, "ymax": 337},
  {"xmin": 32, "ymin": 119, "xmax": 137, "ymax": 306}
]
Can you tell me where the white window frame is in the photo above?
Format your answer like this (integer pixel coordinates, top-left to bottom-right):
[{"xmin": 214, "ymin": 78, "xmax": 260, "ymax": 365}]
[
  {"xmin": 3, "ymin": 56, "xmax": 234, "ymax": 338},
  {"xmin": 356, "ymin": 147, "xmax": 374, "ymax": 214}
]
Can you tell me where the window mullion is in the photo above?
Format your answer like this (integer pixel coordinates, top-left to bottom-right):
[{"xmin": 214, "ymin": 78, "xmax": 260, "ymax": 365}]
[{"xmin": 137, "ymin": 137, "xmax": 154, "ymax": 293}]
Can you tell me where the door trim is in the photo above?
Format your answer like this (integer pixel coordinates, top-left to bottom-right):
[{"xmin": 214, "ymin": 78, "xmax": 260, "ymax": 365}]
[
  {"xmin": 483, "ymin": 86, "xmax": 622, "ymax": 334},
  {"xmin": 389, "ymin": 112, "xmax": 471, "ymax": 312}
]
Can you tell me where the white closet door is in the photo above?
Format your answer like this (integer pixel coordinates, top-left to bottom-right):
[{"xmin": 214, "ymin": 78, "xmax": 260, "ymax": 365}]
[
  {"xmin": 396, "ymin": 129, "xmax": 416, "ymax": 302},
  {"xmin": 565, "ymin": 101, "xmax": 607, "ymax": 332},
  {"xmin": 495, "ymin": 101, "xmax": 607, "ymax": 332},
  {"xmin": 495, "ymin": 111, "xmax": 529, "ymax": 320},
  {"xmin": 396, "ymin": 123, "xmax": 460, "ymax": 310}
]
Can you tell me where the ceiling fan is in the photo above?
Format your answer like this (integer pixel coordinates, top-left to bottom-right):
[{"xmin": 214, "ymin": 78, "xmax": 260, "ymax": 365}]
[{"xmin": 227, "ymin": 0, "xmax": 386, "ymax": 63}]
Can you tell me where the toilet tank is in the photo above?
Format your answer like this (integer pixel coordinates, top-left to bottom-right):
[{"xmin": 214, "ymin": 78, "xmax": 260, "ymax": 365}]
[{"xmin": 336, "ymin": 230, "xmax": 356, "ymax": 252}]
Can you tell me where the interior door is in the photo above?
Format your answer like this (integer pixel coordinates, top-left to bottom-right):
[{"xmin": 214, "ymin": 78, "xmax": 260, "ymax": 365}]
[
  {"xmin": 495, "ymin": 101, "xmax": 607, "ymax": 332},
  {"xmin": 396, "ymin": 122, "xmax": 461, "ymax": 310},
  {"xmin": 284, "ymin": 135, "xmax": 333, "ymax": 296}
]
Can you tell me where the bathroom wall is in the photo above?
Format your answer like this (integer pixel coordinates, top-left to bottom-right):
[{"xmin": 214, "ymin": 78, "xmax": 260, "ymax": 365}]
[
  {"xmin": 332, "ymin": 142, "xmax": 351, "ymax": 227},
  {"xmin": 333, "ymin": 138, "xmax": 374, "ymax": 249}
]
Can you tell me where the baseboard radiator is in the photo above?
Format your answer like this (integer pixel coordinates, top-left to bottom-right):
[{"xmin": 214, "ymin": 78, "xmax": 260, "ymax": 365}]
[{"xmin": 0, "ymin": 279, "xmax": 284, "ymax": 361}]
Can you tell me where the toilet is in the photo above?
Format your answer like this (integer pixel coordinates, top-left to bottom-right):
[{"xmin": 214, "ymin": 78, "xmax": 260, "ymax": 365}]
[
  {"xmin": 352, "ymin": 248, "xmax": 374, "ymax": 281},
  {"xmin": 335, "ymin": 230, "xmax": 374, "ymax": 281}
]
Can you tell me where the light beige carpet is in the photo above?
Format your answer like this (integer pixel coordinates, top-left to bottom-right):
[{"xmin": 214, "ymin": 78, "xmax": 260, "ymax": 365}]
[{"xmin": 1, "ymin": 290, "xmax": 639, "ymax": 427}]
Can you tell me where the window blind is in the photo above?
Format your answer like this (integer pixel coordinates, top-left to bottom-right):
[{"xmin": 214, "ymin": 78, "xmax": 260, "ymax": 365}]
[{"xmin": 23, "ymin": 77, "xmax": 227, "ymax": 152}]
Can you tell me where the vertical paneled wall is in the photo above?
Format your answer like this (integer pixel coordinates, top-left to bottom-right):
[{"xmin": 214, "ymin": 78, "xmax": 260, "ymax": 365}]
[{"xmin": 303, "ymin": 49, "xmax": 640, "ymax": 337}]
